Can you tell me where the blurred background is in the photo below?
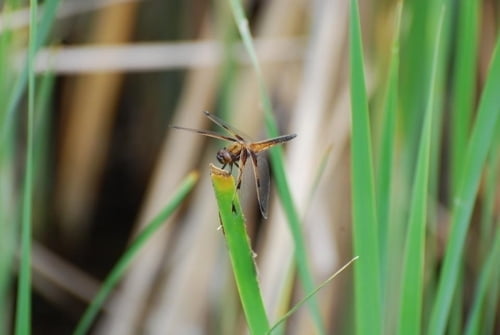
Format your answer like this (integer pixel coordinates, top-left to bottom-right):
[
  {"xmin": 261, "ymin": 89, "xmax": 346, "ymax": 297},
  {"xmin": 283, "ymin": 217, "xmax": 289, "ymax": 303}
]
[{"xmin": 1, "ymin": 0, "xmax": 499, "ymax": 334}]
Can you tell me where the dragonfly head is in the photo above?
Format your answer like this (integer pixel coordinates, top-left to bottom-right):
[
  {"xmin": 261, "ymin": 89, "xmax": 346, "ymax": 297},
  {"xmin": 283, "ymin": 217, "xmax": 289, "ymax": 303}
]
[{"xmin": 216, "ymin": 148, "xmax": 233, "ymax": 165}]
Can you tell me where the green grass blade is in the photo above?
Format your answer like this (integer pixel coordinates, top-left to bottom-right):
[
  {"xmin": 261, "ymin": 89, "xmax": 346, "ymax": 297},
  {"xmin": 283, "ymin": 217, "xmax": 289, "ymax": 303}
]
[
  {"xmin": 15, "ymin": 1, "xmax": 37, "ymax": 334},
  {"xmin": 377, "ymin": 1, "xmax": 402, "ymax": 279},
  {"xmin": 267, "ymin": 257, "xmax": 358, "ymax": 335},
  {"xmin": 0, "ymin": 11, "xmax": 14, "ymax": 113},
  {"xmin": 226, "ymin": 1, "xmax": 324, "ymax": 333},
  {"xmin": 0, "ymin": 5, "xmax": 17, "ymax": 333},
  {"xmin": 428, "ymin": 0, "xmax": 452, "ymax": 199},
  {"xmin": 399, "ymin": 0, "xmax": 431, "ymax": 171},
  {"xmin": 475, "ymin": 117, "xmax": 500, "ymax": 334},
  {"xmin": 450, "ymin": 0, "xmax": 479, "ymax": 196},
  {"xmin": 464, "ymin": 227, "xmax": 500, "ymax": 335},
  {"xmin": 32, "ymin": 72, "xmax": 55, "ymax": 234},
  {"xmin": 397, "ymin": 8, "xmax": 445, "ymax": 335},
  {"xmin": 349, "ymin": 1, "xmax": 382, "ymax": 334},
  {"xmin": 214, "ymin": 0, "xmax": 239, "ymax": 122},
  {"xmin": 2, "ymin": 0, "xmax": 61, "ymax": 146},
  {"xmin": 33, "ymin": 72, "xmax": 55, "ymax": 174},
  {"xmin": 427, "ymin": 35, "xmax": 500, "ymax": 335},
  {"xmin": 210, "ymin": 165, "xmax": 270, "ymax": 335},
  {"xmin": 480, "ymin": 118, "xmax": 500, "ymax": 250},
  {"xmin": 481, "ymin": 265, "xmax": 499, "ymax": 335},
  {"xmin": 73, "ymin": 172, "xmax": 199, "ymax": 335},
  {"xmin": 447, "ymin": 271, "xmax": 464, "ymax": 335}
]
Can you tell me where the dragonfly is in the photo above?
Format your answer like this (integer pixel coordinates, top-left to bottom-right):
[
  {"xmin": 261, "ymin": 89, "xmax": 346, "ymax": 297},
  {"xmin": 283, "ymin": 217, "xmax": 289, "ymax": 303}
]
[{"xmin": 171, "ymin": 111, "xmax": 296, "ymax": 218}]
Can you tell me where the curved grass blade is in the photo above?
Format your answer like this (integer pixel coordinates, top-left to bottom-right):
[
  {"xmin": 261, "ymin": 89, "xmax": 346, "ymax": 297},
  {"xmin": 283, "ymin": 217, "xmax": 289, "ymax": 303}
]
[
  {"xmin": 210, "ymin": 165, "xmax": 270, "ymax": 335},
  {"xmin": 73, "ymin": 172, "xmax": 199, "ymax": 335},
  {"xmin": 427, "ymin": 35, "xmax": 500, "ymax": 335},
  {"xmin": 349, "ymin": 0, "xmax": 382, "ymax": 334},
  {"xmin": 397, "ymin": 8, "xmax": 445, "ymax": 335},
  {"xmin": 377, "ymin": 1, "xmax": 402, "ymax": 283},
  {"xmin": 480, "ymin": 118, "xmax": 500, "ymax": 251},
  {"xmin": 267, "ymin": 256, "xmax": 359, "ymax": 335},
  {"xmin": 0, "ymin": 8, "xmax": 16, "ymax": 333},
  {"xmin": 480, "ymin": 262, "xmax": 499, "ymax": 335},
  {"xmin": 475, "ymin": 118, "xmax": 500, "ymax": 334},
  {"xmin": 450, "ymin": 0, "xmax": 479, "ymax": 197},
  {"xmin": 226, "ymin": 0, "xmax": 324, "ymax": 333},
  {"xmin": 15, "ymin": 1, "xmax": 38, "ymax": 334},
  {"xmin": 464, "ymin": 227, "xmax": 500, "ymax": 335}
]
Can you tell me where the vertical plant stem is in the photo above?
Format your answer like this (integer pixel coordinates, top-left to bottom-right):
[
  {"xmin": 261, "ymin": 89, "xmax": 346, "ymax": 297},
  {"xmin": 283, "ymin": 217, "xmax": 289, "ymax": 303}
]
[
  {"xmin": 2, "ymin": 0, "xmax": 61, "ymax": 147},
  {"xmin": 377, "ymin": 1, "xmax": 402, "ymax": 284},
  {"xmin": 464, "ymin": 228, "xmax": 500, "ymax": 335},
  {"xmin": 349, "ymin": 0, "xmax": 382, "ymax": 333},
  {"xmin": 210, "ymin": 166, "xmax": 270, "ymax": 335},
  {"xmin": 397, "ymin": 11, "xmax": 444, "ymax": 334},
  {"xmin": 427, "ymin": 36, "xmax": 500, "ymax": 335},
  {"xmin": 15, "ymin": 1, "xmax": 37, "ymax": 334},
  {"xmin": 450, "ymin": 0, "xmax": 479, "ymax": 197}
]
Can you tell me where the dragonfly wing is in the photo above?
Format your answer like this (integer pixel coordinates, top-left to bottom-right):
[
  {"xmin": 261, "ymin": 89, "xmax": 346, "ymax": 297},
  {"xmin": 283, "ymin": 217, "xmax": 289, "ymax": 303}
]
[
  {"xmin": 249, "ymin": 150, "xmax": 270, "ymax": 219},
  {"xmin": 203, "ymin": 111, "xmax": 252, "ymax": 142},
  {"xmin": 250, "ymin": 133, "xmax": 297, "ymax": 153},
  {"xmin": 169, "ymin": 125, "xmax": 238, "ymax": 142}
]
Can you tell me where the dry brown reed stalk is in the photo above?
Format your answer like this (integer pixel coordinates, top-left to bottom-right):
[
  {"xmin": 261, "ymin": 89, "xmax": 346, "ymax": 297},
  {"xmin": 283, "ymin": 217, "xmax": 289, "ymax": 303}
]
[
  {"xmin": 30, "ymin": 39, "xmax": 304, "ymax": 74},
  {"xmin": 55, "ymin": 1, "xmax": 139, "ymax": 245},
  {"xmin": 93, "ymin": 17, "xmax": 223, "ymax": 335},
  {"xmin": 31, "ymin": 242, "xmax": 103, "ymax": 311}
]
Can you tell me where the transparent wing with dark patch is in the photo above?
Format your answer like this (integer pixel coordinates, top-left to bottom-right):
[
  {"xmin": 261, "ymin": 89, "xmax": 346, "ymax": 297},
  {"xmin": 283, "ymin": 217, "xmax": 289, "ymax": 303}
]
[
  {"xmin": 203, "ymin": 111, "xmax": 252, "ymax": 142},
  {"xmin": 169, "ymin": 125, "xmax": 238, "ymax": 143},
  {"xmin": 249, "ymin": 150, "xmax": 270, "ymax": 219}
]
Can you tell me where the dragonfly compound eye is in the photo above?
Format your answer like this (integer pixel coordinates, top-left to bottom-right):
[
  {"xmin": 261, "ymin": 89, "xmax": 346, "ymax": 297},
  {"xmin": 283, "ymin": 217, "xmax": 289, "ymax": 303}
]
[{"xmin": 216, "ymin": 149, "xmax": 232, "ymax": 164}]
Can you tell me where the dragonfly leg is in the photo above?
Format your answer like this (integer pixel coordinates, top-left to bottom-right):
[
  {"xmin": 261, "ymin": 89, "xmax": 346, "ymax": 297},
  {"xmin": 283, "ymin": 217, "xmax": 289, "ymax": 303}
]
[
  {"xmin": 235, "ymin": 150, "xmax": 247, "ymax": 191},
  {"xmin": 229, "ymin": 151, "xmax": 246, "ymax": 215},
  {"xmin": 230, "ymin": 161, "xmax": 240, "ymax": 175}
]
